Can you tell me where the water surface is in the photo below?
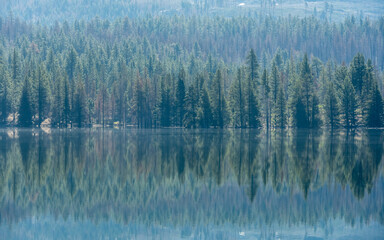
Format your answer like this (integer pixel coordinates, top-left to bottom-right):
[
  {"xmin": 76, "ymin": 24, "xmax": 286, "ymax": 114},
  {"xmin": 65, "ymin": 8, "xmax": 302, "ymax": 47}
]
[{"xmin": 0, "ymin": 129, "xmax": 383, "ymax": 239}]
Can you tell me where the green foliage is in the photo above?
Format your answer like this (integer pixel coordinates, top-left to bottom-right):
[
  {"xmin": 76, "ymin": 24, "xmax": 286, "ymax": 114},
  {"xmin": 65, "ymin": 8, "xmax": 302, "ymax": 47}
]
[
  {"xmin": 176, "ymin": 68, "xmax": 186, "ymax": 127},
  {"xmin": 0, "ymin": 17, "xmax": 381, "ymax": 129},
  {"xmin": 324, "ymin": 81, "xmax": 340, "ymax": 129},
  {"xmin": 158, "ymin": 75, "xmax": 172, "ymax": 127},
  {"xmin": 341, "ymin": 76, "xmax": 358, "ymax": 128},
  {"xmin": 18, "ymin": 78, "xmax": 32, "ymax": 127},
  {"xmin": 36, "ymin": 66, "xmax": 50, "ymax": 126},
  {"xmin": 228, "ymin": 68, "xmax": 245, "ymax": 128},
  {"xmin": 210, "ymin": 69, "xmax": 227, "ymax": 128},
  {"xmin": 367, "ymin": 83, "xmax": 384, "ymax": 128}
]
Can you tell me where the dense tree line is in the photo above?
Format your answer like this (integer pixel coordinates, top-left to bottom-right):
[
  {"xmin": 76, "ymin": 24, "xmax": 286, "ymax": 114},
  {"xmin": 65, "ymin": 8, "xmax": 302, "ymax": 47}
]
[
  {"xmin": 2, "ymin": 13, "xmax": 384, "ymax": 66},
  {"xmin": 0, "ymin": 16, "xmax": 383, "ymax": 128}
]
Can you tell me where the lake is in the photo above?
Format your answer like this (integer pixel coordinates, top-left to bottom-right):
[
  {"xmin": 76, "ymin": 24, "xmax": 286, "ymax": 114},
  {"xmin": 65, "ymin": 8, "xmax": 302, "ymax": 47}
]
[{"xmin": 0, "ymin": 129, "xmax": 383, "ymax": 239}]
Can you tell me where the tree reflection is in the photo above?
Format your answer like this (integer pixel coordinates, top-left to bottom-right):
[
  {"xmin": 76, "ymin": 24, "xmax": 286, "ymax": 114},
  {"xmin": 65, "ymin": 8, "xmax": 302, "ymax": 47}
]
[{"xmin": 0, "ymin": 128, "xmax": 382, "ymax": 231}]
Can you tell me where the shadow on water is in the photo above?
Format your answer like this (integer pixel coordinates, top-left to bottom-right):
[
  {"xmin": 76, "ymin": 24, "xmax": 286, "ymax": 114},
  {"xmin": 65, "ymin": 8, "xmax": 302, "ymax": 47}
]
[{"xmin": 0, "ymin": 128, "xmax": 383, "ymax": 239}]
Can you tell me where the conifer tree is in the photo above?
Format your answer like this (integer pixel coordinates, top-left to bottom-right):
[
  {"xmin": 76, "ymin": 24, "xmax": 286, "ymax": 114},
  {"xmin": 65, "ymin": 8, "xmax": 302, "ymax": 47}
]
[
  {"xmin": 211, "ymin": 69, "xmax": 227, "ymax": 128},
  {"xmin": 271, "ymin": 62, "xmax": 279, "ymax": 104},
  {"xmin": 183, "ymin": 84, "xmax": 198, "ymax": 128},
  {"xmin": 367, "ymin": 83, "xmax": 384, "ymax": 128},
  {"xmin": 350, "ymin": 53, "xmax": 366, "ymax": 95},
  {"xmin": 74, "ymin": 81, "xmax": 88, "ymax": 127},
  {"xmin": 324, "ymin": 81, "xmax": 340, "ymax": 129},
  {"xmin": 134, "ymin": 75, "xmax": 145, "ymax": 128},
  {"xmin": 246, "ymin": 49, "xmax": 260, "ymax": 128},
  {"xmin": 341, "ymin": 76, "xmax": 358, "ymax": 128},
  {"xmin": 37, "ymin": 66, "xmax": 50, "ymax": 127},
  {"xmin": 19, "ymin": 78, "xmax": 33, "ymax": 127},
  {"xmin": 63, "ymin": 77, "xmax": 71, "ymax": 127},
  {"xmin": 290, "ymin": 80, "xmax": 307, "ymax": 128},
  {"xmin": 176, "ymin": 68, "xmax": 186, "ymax": 127},
  {"xmin": 301, "ymin": 53, "xmax": 313, "ymax": 126},
  {"xmin": 52, "ymin": 75, "xmax": 63, "ymax": 127},
  {"xmin": 273, "ymin": 84, "xmax": 286, "ymax": 129},
  {"xmin": 66, "ymin": 47, "xmax": 78, "ymax": 81},
  {"xmin": 158, "ymin": 75, "xmax": 172, "ymax": 127},
  {"xmin": 229, "ymin": 68, "xmax": 245, "ymax": 128},
  {"xmin": 0, "ymin": 68, "xmax": 11, "ymax": 124},
  {"xmin": 197, "ymin": 86, "xmax": 212, "ymax": 128},
  {"xmin": 261, "ymin": 69, "xmax": 271, "ymax": 129}
]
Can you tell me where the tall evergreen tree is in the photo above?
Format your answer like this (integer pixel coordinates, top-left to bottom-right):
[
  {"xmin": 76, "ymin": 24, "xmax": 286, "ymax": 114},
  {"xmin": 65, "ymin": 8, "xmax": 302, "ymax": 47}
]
[
  {"xmin": 158, "ymin": 75, "xmax": 172, "ymax": 127},
  {"xmin": 229, "ymin": 68, "xmax": 245, "ymax": 128},
  {"xmin": 197, "ymin": 86, "xmax": 212, "ymax": 128},
  {"xmin": 271, "ymin": 62, "xmax": 279, "ymax": 104},
  {"xmin": 301, "ymin": 53, "xmax": 313, "ymax": 126},
  {"xmin": 290, "ymin": 80, "xmax": 307, "ymax": 128},
  {"xmin": 211, "ymin": 69, "xmax": 227, "ymax": 128},
  {"xmin": 0, "ymin": 68, "xmax": 11, "ymax": 124},
  {"xmin": 324, "ymin": 81, "xmax": 340, "ymax": 129},
  {"xmin": 246, "ymin": 49, "xmax": 260, "ymax": 128},
  {"xmin": 341, "ymin": 76, "xmax": 358, "ymax": 128},
  {"xmin": 366, "ymin": 82, "xmax": 384, "ymax": 128},
  {"xmin": 18, "ymin": 78, "xmax": 33, "ymax": 127},
  {"xmin": 183, "ymin": 84, "xmax": 198, "ymax": 128},
  {"xmin": 350, "ymin": 53, "xmax": 366, "ymax": 95},
  {"xmin": 52, "ymin": 75, "xmax": 63, "ymax": 127},
  {"xmin": 176, "ymin": 68, "xmax": 186, "ymax": 127},
  {"xmin": 261, "ymin": 69, "xmax": 271, "ymax": 129},
  {"xmin": 63, "ymin": 77, "xmax": 71, "ymax": 127},
  {"xmin": 74, "ymin": 81, "xmax": 88, "ymax": 127},
  {"xmin": 273, "ymin": 83, "xmax": 286, "ymax": 129},
  {"xmin": 66, "ymin": 47, "xmax": 78, "ymax": 81},
  {"xmin": 37, "ymin": 66, "xmax": 50, "ymax": 127}
]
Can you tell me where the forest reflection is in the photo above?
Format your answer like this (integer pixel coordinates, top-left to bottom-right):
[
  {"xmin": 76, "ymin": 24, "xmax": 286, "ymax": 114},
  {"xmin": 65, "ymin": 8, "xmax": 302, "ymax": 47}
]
[{"xmin": 0, "ymin": 129, "xmax": 383, "ymax": 232}]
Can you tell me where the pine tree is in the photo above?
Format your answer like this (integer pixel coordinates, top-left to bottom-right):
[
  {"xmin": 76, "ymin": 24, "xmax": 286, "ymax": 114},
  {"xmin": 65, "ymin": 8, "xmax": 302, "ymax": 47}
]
[
  {"xmin": 11, "ymin": 49, "xmax": 21, "ymax": 84},
  {"xmin": 37, "ymin": 66, "xmax": 50, "ymax": 127},
  {"xmin": 228, "ymin": 68, "xmax": 244, "ymax": 128},
  {"xmin": 197, "ymin": 86, "xmax": 212, "ymax": 128},
  {"xmin": 301, "ymin": 53, "xmax": 313, "ymax": 126},
  {"xmin": 271, "ymin": 62, "xmax": 279, "ymax": 104},
  {"xmin": 247, "ymin": 88, "xmax": 261, "ymax": 128},
  {"xmin": 183, "ymin": 84, "xmax": 198, "ymax": 128},
  {"xmin": 290, "ymin": 80, "xmax": 308, "ymax": 128},
  {"xmin": 310, "ymin": 93, "xmax": 321, "ymax": 128},
  {"xmin": 367, "ymin": 83, "xmax": 384, "ymax": 128},
  {"xmin": 324, "ymin": 81, "xmax": 340, "ymax": 129},
  {"xmin": 0, "ymin": 68, "xmax": 11, "ymax": 124},
  {"xmin": 11, "ymin": 49, "xmax": 21, "ymax": 123},
  {"xmin": 66, "ymin": 47, "xmax": 78, "ymax": 81},
  {"xmin": 261, "ymin": 69, "xmax": 271, "ymax": 129},
  {"xmin": 246, "ymin": 49, "xmax": 260, "ymax": 128},
  {"xmin": 74, "ymin": 81, "xmax": 88, "ymax": 127},
  {"xmin": 52, "ymin": 75, "xmax": 63, "ymax": 127},
  {"xmin": 350, "ymin": 53, "xmax": 366, "ymax": 94},
  {"xmin": 210, "ymin": 69, "xmax": 227, "ymax": 128},
  {"xmin": 134, "ymin": 75, "xmax": 144, "ymax": 128},
  {"xmin": 362, "ymin": 59, "xmax": 375, "ymax": 120},
  {"xmin": 176, "ymin": 68, "xmax": 186, "ymax": 127},
  {"xmin": 63, "ymin": 77, "xmax": 71, "ymax": 127},
  {"xmin": 19, "ymin": 78, "xmax": 33, "ymax": 127},
  {"xmin": 158, "ymin": 75, "xmax": 172, "ymax": 127},
  {"xmin": 273, "ymin": 84, "xmax": 286, "ymax": 129},
  {"xmin": 341, "ymin": 76, "xmax": 358, "ymax": 128}
]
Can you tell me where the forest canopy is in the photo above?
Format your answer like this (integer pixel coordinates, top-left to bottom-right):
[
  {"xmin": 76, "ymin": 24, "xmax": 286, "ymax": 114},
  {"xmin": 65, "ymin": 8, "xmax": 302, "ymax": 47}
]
[{"xmin": 0, "ymin": 13, "xmax": 383, "ymax": 128}]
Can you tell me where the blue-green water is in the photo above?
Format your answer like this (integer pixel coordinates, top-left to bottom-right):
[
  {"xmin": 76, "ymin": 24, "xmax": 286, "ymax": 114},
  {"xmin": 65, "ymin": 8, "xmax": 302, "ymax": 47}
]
[{"xmin": 0, "ymin": 129, "xmax": 383, "ymax": 239}]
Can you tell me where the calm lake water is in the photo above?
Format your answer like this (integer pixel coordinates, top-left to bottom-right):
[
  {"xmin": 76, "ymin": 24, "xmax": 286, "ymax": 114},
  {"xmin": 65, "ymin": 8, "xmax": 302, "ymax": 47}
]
[{"xmin": 0, "ymin": 129, "xmax": 383, "ymax": 239}]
